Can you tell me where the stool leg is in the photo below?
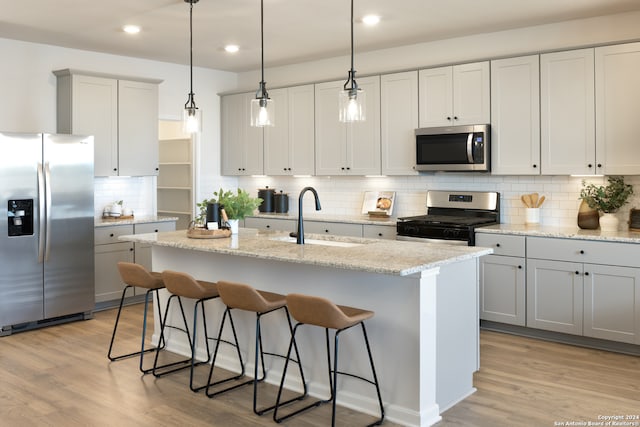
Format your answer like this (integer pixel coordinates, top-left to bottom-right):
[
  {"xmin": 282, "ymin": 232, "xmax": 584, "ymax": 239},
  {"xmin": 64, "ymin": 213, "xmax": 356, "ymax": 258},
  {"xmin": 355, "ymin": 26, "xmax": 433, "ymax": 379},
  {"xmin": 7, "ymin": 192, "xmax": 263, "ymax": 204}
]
[
  {"xmin": 331, "ymin": 330, "xmax": 340, "ymax": 427},
  {"xmin": 189, "ymin": 298, "xmax": 217, "ymax": 392},
  {"xmin": 361, "ymin": 323, "xmax": 385, "ymax": 426},
  {"xmin": 274, "ymin": 323, "xmax": 330, "ymax": 423},
  {"xmin": 107, "ymin": 285, "xmax": 135, "ymax": 361},
  {"xmin": 205, "ymin": 307, "xmax": 246, "ymax": 397},
  {"xmin": 139, "ymin": 288, "xmax": 167, "ymax": 374},
  {"xmin": 152, "ymin": 295, "xmax": 193, "ymax": 377}
]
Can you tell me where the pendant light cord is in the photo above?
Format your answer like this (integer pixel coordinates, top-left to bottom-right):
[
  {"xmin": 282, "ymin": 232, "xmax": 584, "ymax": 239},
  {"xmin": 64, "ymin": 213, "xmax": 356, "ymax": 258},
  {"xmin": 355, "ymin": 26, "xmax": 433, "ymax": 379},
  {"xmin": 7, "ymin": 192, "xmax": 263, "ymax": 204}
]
[
  {"xmin": 343, "ymin": 0, "xmax": 358, "ymax": 93},
  {"xmin": 185, "ymin": 0, "xmax": 196, "ymax": 109},
  {"xmin": 260, "ymin": 0, "xmax": 265, "ymax": 85}
]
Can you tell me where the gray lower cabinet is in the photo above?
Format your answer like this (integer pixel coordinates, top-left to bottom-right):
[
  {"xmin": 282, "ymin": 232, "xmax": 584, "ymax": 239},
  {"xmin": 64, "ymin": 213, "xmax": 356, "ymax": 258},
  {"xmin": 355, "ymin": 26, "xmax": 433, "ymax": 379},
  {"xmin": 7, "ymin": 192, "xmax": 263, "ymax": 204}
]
[
  {"xmin": 526, "ymin": 235, "xmax": 640, "ymax": 343},
  {"xmin": 94, "ymin": 221, "xmax": 176, "ymax": 306},
  {"xmin": 304, "ymin": 220, "xmax": 363, "ymax": 237},
  {"xmin": 583, "ymin": 264, "xmax": 640, "ymax": 344},
  {"xmin": 244, "ymin": 217, "xmax": 297, "ymax": 232},
  {"xmin": 362, "ymin": 224, "xmax": 396, "ymax": 240},
  {"xmin": 477, "ymin": 234, "xmax": 526, "ymax": 326},
  {"xmin": 94, "ymin": 225, "xmax": 134, "ymax": 304},
  {"xmin": 526, "ymin": 258, "xmax": 583, "ymax": 335}
]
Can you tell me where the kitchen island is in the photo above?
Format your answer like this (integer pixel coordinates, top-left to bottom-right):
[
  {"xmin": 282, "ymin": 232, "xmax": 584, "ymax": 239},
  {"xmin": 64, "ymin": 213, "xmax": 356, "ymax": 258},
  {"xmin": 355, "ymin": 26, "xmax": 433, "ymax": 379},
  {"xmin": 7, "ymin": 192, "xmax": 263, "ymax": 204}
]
[{"xmin": 120, "ymin": 228, "xmax": 492, "ymax": 427}]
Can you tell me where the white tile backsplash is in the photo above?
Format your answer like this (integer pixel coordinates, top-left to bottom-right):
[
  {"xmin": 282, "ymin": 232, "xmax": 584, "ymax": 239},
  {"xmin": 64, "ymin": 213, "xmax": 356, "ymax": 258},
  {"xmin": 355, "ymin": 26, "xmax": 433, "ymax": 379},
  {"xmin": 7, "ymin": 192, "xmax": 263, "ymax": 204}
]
[
  {"xmin": 94, "ymin": 176, "xmax": 157, "ymax": 219},
  {"xmin": 237, "ymin": 174, "xmax": 640, "ymax": 227}
]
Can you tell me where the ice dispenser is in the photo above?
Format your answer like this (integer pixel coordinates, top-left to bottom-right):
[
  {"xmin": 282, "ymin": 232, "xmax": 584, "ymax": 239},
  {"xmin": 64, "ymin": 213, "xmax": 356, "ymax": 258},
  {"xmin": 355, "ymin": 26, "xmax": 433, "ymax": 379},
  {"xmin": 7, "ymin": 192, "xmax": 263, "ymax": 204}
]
[{"xmin": 8, "ymin": 199, "xmax": 34, "ymax": 236}]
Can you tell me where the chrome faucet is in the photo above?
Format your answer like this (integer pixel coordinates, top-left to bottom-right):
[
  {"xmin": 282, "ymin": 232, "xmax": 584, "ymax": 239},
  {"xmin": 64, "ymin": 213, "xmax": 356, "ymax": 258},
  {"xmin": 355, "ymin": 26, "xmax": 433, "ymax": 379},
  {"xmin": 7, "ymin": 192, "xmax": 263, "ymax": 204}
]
[{"xmin": 296, "ymin": 186, "xmax": 321, "ymax": 244}]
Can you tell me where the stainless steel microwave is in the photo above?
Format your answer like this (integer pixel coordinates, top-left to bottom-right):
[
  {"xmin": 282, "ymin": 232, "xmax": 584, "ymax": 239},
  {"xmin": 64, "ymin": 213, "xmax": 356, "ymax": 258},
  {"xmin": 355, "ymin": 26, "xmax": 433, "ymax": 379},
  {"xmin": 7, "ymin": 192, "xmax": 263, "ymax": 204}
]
[{"xmin": 415, "ymin": 124, "xmax": 490, "ymax": 172}]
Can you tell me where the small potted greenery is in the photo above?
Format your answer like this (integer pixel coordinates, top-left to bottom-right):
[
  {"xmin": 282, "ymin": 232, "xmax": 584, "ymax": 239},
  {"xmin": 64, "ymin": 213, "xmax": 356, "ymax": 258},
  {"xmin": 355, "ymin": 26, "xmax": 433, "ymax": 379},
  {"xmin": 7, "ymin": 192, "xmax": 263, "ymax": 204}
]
[
  {"xmin": 197, "ymin": 188, "xmax": 262, "ymax": 233},
  {"xmin": 579, "ymin": 176, "xmax": 633, "ymax": 231}
]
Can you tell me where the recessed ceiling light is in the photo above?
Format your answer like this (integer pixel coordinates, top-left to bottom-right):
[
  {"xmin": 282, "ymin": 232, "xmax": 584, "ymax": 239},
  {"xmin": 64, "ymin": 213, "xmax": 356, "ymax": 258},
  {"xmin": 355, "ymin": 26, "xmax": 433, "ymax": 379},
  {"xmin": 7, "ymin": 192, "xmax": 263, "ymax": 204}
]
[
  {"xmin": 224, "ymin": 44, "xmax": 240, "ymax": 53},
  {"xmin": 123, "ymin": 25, "xmax": 141, "ymax": 34},
  {"xmin": 362, "ymin": 15, "xmax": 380, "ymax": 26}
]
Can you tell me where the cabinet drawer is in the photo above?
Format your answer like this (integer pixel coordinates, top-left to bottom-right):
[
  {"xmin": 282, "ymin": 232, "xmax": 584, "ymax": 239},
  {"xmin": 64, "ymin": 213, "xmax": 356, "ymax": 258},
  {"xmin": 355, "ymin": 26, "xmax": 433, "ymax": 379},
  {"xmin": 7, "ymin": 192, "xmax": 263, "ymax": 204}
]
[
  {"xmin": 244, "ymin": 217, "xmax": 297, "ymax": 232},
  {"xmin": 527, "ymin": 236, "xmax": 640, "ymax": 266},
  {"xmin": 95, "ymin": 225, "xmax": 134, "ymax": 245},
  {"xmin": 305, "ymin": 221, "xmax": 363, "ymax": 237},
  {"xmin": 134, "ymin": 221, "xmax": 176, "ymax": 234},
  {"xmin": 476, "ymin": 233, "xmax": 525, "ymax": 257},
  {"xmin": 363, "ymin": 224, "xmax": 396, "ymax": 240}
]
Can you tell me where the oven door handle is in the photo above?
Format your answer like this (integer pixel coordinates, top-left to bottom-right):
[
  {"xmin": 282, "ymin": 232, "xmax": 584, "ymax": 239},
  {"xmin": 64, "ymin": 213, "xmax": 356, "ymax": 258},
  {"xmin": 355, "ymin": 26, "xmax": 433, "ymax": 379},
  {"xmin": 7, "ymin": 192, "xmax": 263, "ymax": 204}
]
[{"xmin": 466, "ymin": 132, "xmax": 474, "ymax": 163}]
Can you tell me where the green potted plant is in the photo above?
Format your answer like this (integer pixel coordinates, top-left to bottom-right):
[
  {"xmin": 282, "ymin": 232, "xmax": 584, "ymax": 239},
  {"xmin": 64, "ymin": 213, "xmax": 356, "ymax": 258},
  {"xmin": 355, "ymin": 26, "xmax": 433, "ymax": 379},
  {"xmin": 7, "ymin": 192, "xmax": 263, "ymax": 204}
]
[
  {"xmin": 197, "ymin": 188, "xmax": 262, "ymax": 233},
  {"xmin": 579, "ymin": 176, "xmax": 633, "ymax": 231}
]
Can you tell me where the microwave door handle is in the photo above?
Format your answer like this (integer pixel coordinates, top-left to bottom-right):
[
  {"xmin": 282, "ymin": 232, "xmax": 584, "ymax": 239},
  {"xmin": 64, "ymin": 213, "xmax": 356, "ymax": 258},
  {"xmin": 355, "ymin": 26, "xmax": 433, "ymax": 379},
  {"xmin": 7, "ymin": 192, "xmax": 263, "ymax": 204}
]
[{"xmin": 466, "ymin": 133, "xmax": 474, "ymax": 163}]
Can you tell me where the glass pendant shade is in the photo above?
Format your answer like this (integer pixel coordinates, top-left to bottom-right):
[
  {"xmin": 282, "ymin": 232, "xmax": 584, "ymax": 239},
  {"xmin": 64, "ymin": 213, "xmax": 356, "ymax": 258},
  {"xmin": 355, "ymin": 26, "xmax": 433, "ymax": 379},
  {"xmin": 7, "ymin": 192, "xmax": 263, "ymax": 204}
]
[
  {"xmin": 250, "ymin": 95, "xmax": 274, "ymax": 127},
  {"xmin": 182, "ymin": 106, "xmax": 202, "ymax": 133},
  {"xmin": 339, "ymin": 87, "xmax": 366, "ymax": 122}
]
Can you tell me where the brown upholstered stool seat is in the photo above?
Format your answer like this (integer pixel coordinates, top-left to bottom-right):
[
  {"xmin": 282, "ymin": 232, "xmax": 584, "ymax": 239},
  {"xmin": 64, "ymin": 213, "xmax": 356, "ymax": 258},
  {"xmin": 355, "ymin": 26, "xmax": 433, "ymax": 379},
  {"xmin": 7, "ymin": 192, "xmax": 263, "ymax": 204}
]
[
  {"xmin": 153, "ymin": 270, "xmax": 228, "ymax": 393},
  {"xmin": 108, "ymin": 262, "xmax": 168, "ymax": 374},
  {"xmin": 274, "ymin": 293, "xmax": 385, "ymax": 426},
  {"xmin": 285, "ymin": 293, "xmax": 374, "ymax": 330},
  {"xmin": 162, "ymin": 270, "xmax": 219, "ymax": 300},
  {"xmin": 205, "ymin": 280, "xmax": 306, "ymax": 416}
]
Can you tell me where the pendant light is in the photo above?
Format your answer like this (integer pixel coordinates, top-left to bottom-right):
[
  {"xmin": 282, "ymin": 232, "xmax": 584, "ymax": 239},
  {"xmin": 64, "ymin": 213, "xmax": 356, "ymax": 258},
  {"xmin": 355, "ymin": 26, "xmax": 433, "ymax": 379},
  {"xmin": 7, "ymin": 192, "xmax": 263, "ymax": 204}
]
[
  {"xmin": 250, "ymin": 0, "xmax": 274, "ymax": 127},
  {"xmin": 339, "ymin": 0, "xmax": 365, "ymax": 122},
  {"xmin": 182, "ymin": 0, "xmax": 202, "ymax": 134}
]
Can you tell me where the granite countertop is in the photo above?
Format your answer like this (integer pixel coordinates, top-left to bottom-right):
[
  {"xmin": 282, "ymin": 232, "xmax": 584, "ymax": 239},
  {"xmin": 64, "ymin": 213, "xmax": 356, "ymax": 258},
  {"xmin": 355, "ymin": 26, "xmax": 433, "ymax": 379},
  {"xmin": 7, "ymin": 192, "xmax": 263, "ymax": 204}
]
[
  {"xmin": 248, "ymin": 212, "xmax": 397, "ymax": 226},
  {"xmin": 95, "ymin": 216, "xmax": 179, "ymax": 228},
  {"xmin": 477, "ymin": 223, "xmax": 640, "ymax": 244},
  {"xmin": 119, "ymin": 228, "xmax": 491, "ymax": 277}
]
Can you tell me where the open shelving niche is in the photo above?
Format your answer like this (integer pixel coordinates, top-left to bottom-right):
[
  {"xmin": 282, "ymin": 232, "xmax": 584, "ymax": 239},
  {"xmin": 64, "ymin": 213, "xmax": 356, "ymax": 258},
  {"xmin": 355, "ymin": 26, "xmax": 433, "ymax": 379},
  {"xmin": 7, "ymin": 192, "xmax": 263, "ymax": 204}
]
[{"xmin": 157, "ymin": 120, "xmax": 196, "ymax": 230}]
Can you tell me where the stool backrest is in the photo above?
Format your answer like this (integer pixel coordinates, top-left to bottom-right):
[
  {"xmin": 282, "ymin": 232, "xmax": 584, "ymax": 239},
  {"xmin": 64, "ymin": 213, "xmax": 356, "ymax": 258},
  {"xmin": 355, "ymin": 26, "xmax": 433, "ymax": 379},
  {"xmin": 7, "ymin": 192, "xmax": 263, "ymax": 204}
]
[
  {"xmin": 117, "ymin": 262, "xmax": 163, "ymax": 290},
  {"xmin": 162, "ymin": 270, "xmax": 213, "ymax": 299},
  {"xmin": 217, "ymin": 280, "xmax": 270, "ymax": 312},
  {"xmin": 286, "ymin": 293, "xmax": 356, "ymax": 330}
]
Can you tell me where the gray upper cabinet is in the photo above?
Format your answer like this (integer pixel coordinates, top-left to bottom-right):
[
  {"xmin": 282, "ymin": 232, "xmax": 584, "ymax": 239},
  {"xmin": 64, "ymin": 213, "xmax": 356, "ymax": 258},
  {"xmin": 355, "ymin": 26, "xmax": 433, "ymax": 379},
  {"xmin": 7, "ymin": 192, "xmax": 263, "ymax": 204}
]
[
  {"xmin": 221, "ymin": 92, "xmax": 264, "ymax": 176},
  {"xmin": 490, "ymin": 56, "xmax": 540, "ymax": 175},
  {"xmin": 595, "ymin": 42, "xmax": 640, "ymax": 175},
  {"xmin": 419, "ymin": 62, "xmax": 490, "ymax": 128},
  {"xmin": 264, "ymin": 85, "xmax": 315, "ymax": 176},
  {"xmin": 315, "ymin": 76, "xmax": 381, "ymax": 175},
  {"xmin": 540, "ymin": 49, "xmax": 596, "ymax": 175},
  {"xmin": 54, "ymin": 69, "xmax": 161, "ymax": 177},
  {"xmin": 381, "ymin": 71, "xmax": 419, "ymax": 175}
]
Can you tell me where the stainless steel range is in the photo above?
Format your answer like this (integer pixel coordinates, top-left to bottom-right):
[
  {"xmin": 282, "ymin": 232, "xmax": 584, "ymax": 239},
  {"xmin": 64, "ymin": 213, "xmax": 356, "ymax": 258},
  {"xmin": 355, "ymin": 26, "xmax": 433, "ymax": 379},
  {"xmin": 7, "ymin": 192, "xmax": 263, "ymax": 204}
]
[{"xmin": 396, "ymin": 190, "xmax": 500, "ymax": 246}]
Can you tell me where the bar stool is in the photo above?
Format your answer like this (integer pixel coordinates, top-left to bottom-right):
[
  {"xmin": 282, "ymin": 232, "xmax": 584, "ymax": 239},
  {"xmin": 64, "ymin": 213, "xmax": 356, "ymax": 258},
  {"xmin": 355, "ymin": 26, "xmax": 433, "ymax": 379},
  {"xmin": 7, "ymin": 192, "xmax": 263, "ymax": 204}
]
[
  {"xmin": 205, "ymin": 280, "xmax": 307, "ymax": 415},
  {"xmin": 107, "ymin": 262, "xmax": 166, "ymax": 374},
  {"xmin": 154, "ymin": 270, "xmax": 236, "ymax": 393},
  {"xmin": 274, "ymin": 293, "xmax": 385, "ymax": 427}
]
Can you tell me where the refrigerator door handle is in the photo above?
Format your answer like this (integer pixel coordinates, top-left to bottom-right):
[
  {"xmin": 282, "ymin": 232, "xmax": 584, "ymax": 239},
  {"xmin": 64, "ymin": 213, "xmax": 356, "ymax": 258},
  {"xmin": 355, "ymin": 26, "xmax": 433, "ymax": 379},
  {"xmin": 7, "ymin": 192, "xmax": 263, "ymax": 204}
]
[
  {"xmin": 44, "ymin": 162, "xmax": 52, "ymax": 262},
  {"xmin": 37, "ymin": 162, "xmax": 46, "ymax": 263}
]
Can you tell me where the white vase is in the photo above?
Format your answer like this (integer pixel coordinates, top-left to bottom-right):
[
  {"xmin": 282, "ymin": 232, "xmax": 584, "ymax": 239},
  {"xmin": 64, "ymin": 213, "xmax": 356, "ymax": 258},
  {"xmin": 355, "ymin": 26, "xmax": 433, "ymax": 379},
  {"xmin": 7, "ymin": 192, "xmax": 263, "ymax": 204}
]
[
  {"xmin": 228, "ymin": 219, "xmax": 239, "ymax": 234},
  {"xmin": 599, "ymin": 213, "xmax": 619, "ymax": 232}
]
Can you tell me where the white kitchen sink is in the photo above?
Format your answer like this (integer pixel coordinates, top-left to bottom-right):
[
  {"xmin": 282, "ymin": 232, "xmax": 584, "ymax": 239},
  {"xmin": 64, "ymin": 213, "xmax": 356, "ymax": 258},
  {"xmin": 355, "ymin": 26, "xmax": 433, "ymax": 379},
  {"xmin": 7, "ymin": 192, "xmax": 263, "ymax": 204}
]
[{"xmin": 270, "ymin": 236, "xmax": 362, "ymax": 248}]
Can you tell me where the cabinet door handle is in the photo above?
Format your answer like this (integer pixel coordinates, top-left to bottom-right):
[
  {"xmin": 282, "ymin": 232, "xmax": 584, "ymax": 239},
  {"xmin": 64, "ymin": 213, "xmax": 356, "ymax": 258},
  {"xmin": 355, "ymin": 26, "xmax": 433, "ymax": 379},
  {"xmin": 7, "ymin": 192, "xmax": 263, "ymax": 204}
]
[
  {"xmin": 324, "ymin": 229, "xmax": 329, "ymax": 233},
  {"xmin": 584, "ymin": 271, "xmax": 590, "ymax": 276},
  {"xmin": 532, "ymin": 164, "xmax": 537, "ymax": 168},
  {"xmin": 453, "ymin": 116, "xmax": 458, "ymax": 120},
  {"xmin": 110, "ymin": 233, "xmax": 114, "ymax": 237},
  {"xmin": 580, "ymin": 250, "xmax": 585, "ymax": 254},
  {"xmin": 378, "ymin": 233, "xmax": 383, "ymax": 237},
  {"xmin": 518, "ymin": 265, "xmax": 522, "ymax": 269},
  {"xmin": 575, "ymin": 271, "xmax": 580, "ymax": 275},
  {"xmin": 495, "ymin": 243, "xmax": 501, "ymax": 247},
  {"xmin": 129, "ymin": 247, "xmax": 134, "ymax": 252},
  {"xmin": 588, "ymin": 164, "xmax": 593, "ymax": 168},
  {"xmin": 266, "ymin": 225, "xmax": 270, "ymax": 229},
  {"xmin": 446, "ymin": 116, "xmax": 452, "ymax": 121},
  {"xmin": 597, "ymin": 164, "xmax": 602, "ymax": 168},
  {"xmin": 154, "ymin": 229, "xmax": 158, "ymax": 233}
]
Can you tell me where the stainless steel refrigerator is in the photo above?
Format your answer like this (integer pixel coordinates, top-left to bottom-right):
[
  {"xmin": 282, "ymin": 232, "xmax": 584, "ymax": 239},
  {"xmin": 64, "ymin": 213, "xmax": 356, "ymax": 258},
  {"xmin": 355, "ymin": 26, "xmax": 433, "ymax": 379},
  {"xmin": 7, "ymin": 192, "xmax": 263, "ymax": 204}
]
[{"xmin": 0, "ymin": 132, "xmax": 94, "ymax": 336}]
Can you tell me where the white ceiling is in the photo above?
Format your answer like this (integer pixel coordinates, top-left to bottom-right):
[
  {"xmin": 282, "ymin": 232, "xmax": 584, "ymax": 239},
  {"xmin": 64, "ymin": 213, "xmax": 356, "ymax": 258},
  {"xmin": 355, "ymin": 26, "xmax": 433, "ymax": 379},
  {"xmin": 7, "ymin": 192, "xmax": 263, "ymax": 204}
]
[{"xmin": 2, "ymin": 0, "xmax": 640, "ymax": 72}]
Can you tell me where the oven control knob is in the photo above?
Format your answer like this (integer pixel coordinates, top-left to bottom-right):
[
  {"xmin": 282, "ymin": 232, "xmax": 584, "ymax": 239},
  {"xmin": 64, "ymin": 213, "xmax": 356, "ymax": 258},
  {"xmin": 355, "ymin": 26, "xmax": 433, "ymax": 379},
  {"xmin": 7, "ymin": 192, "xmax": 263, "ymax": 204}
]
[{"xmin": 444, "ymin": 228, "xmax": 461, "ymax": 239}]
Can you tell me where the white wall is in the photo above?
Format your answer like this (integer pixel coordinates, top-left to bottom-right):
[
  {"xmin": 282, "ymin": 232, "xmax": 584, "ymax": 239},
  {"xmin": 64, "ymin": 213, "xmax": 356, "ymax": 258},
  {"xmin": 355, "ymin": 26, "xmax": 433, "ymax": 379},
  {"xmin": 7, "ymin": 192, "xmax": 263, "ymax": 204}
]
[
  {"xmin": 235, "ymin": 10, "xmax": 640, "ymax": 90},
  {"xmin": 0, "ymin": 37, "xmax": 237, "ymax": 218}
]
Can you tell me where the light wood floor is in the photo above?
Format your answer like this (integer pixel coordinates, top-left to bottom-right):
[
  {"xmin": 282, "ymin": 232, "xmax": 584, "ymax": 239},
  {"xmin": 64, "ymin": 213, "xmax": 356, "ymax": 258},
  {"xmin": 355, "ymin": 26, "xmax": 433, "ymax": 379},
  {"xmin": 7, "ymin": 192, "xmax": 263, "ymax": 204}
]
[{"xmin": 0, "ymin": 304, "xmax": 638, "ymax": 427}]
